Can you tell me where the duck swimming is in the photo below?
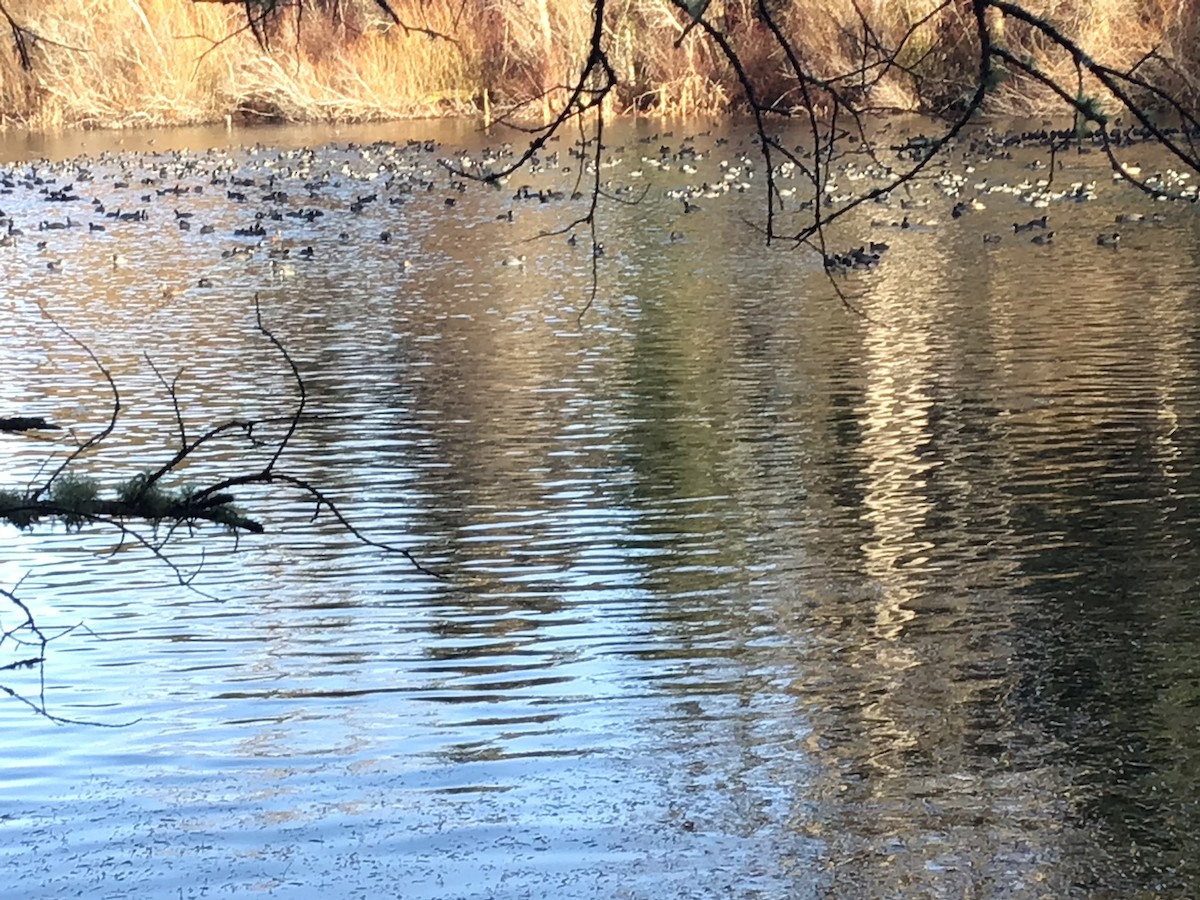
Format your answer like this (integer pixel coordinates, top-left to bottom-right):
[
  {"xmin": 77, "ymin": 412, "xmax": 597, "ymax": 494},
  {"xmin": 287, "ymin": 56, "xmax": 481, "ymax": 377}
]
[{"xmin": 1013, "ymin": 215, "xmax": 1049, "ymax": 233}]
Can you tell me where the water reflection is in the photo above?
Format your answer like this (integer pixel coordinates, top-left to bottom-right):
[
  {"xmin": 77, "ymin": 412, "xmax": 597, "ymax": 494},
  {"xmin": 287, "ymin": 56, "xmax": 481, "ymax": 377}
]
[{"xmin": 2, "ymin": 119, "xmax": 1200, "ymax": 897}]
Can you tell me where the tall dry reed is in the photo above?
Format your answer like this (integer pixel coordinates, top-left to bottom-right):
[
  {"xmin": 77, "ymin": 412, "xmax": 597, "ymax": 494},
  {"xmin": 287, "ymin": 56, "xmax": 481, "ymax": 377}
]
[{"xmin": 0, "ymin": 0, "xmax": 1195, "ymax": 130}]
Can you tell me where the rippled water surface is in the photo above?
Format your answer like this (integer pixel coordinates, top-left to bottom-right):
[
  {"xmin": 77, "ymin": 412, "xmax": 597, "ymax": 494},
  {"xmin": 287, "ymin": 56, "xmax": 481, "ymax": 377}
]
[{"xmin": 3, "ymin": 119, "xmax": 1200, "ymax": 898}]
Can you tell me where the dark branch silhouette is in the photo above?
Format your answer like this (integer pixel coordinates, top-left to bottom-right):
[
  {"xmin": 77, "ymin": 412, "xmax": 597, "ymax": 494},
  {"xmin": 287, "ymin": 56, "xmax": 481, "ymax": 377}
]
[{"xmin": 1, "ymin": 296, "xmax": 443, "ymax": 720}]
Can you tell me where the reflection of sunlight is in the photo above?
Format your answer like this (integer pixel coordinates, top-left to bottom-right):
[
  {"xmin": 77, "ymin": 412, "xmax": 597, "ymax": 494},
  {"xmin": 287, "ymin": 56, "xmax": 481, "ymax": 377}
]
[
  {"xmin": 0, "ymin": 530, "xmax": 61, "ymax": 588},
  {"xmin": 844, "ymin": 274, "xmax": 945, "ymax": 772},
  {"xmin": 1148, "ymin": 295, "xmax": 1187, "ymax": 486},
  {"xmin": 1155, "ymin": 389, "xmax": 1182, "ymax": 486},
  {"xmin": 856, "ymin": 299, "xmax": 936, "ymax": 655},
  {"xmin": 0, "ymin": 550, "xmax": 25, "ymax": 585}
]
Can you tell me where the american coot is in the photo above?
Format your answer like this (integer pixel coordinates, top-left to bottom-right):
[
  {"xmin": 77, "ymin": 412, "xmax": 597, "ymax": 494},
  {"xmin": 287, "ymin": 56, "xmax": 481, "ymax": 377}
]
[{"xmin": 1013, "ymin": 215, "xmax": 1049, "ymax": 233}]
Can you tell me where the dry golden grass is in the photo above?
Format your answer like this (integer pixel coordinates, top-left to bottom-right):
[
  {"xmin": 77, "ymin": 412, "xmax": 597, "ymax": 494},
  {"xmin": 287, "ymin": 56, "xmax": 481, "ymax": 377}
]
[
  {"xmin": 0, "ymin": 0, "xmax": 482, "ymax": 128},
  {"xmin": 5, "ymin": 0, "xmax": 239, "ymax": 127},
  {"xmin": 0, "ymin": 0, "xmax": 1195, "ymax": 129}
]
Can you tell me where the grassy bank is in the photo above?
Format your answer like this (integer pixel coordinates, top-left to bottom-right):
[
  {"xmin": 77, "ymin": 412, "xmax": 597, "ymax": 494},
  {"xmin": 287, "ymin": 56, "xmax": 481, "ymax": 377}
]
[{"xmin": 0, "ymin": 0, "xmax": 1196, "ymax": 130}]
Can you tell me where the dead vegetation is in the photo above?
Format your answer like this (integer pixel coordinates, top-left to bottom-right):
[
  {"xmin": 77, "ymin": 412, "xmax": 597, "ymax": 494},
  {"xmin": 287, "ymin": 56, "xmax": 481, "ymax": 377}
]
[{"xmin": 0, "ymin": 0, "xmax": 1197, "ymax": 129}]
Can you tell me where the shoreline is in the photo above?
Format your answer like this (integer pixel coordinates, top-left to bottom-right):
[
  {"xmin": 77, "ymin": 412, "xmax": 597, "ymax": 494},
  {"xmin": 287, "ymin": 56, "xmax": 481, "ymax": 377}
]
[{"xmin": 2, "ymin": 0, "xmax": 1197, "ymax": 133}]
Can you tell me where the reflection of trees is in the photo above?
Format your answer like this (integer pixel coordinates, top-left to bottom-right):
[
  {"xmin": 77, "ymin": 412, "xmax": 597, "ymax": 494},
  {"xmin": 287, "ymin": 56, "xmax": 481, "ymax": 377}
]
[{"xmin": 1002, "ymin": 366, "xmax": 1200, "ymax": 888}]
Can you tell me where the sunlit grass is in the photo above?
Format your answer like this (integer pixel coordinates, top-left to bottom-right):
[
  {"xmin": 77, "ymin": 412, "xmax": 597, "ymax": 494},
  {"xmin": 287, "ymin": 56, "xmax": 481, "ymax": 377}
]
[{"xmin": 0, "ymin": 0, "xmax": 1193, "ymax": 128}]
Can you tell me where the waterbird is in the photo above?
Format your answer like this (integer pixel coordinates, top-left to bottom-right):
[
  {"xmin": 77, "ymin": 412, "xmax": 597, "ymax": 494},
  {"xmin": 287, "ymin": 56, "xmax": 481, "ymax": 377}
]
[
  {"xmin": 501, "ymin": 255, "xmax": 526, "ymax": 267},
  {"xmin": 1013, "ymin": 215, "xmax": 1049, "ymax": 233},
  {"xmin": 1030, "ymin": 231, "xmax": 1055, "ymax": 245},
  {"xmin": 1096, "ymin": 232, "xmax": 1120, "ymax": 247}
]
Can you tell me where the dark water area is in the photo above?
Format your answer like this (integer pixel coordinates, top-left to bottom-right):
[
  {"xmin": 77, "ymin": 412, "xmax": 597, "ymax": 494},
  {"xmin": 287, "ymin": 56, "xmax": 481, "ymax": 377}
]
[{"xmin": 2, "ymin": 118, "xmax": 1200, "ymax": 898}]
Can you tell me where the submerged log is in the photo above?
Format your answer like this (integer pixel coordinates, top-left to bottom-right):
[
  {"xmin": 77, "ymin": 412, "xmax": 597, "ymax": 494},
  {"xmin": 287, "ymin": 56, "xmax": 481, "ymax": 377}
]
[{"xmin": 0, "ymin": 495, "xmax": 264, "ymax": 533}]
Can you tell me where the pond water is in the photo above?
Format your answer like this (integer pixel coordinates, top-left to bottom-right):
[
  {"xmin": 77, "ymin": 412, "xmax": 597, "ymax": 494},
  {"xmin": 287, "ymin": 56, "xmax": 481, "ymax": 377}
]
[{"xmin": 2, "ymin": 117, "xmax": 1200, "ymax": 898}]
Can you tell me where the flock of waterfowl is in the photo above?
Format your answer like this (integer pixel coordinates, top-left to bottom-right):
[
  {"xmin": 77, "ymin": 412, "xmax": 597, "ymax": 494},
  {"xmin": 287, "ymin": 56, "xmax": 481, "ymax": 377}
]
[
  {"xmin": 810, "ymin": 127, "xmax": 1197, "ymax": 274},
  {"xmin": 0, "ymin": 122, "xmax": 1195, "ymax": 293}
]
